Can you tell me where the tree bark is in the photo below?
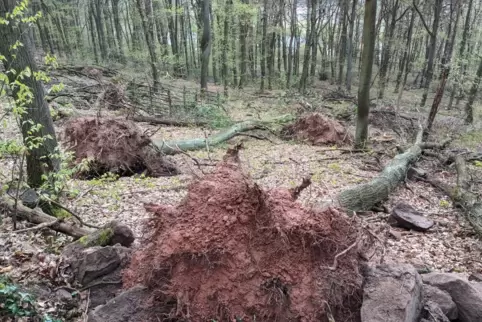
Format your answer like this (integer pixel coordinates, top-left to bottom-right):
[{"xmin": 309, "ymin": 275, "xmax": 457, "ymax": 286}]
[
  {"xmin": 464, "ymin": 57, "xmax": 482, "ymax": 124},
  {"xmin": 200, "ymin": 0, "xmax": 211, "ymax": 91},
  {"xmin": 338, "ymin": 130, "xmax": 423, "ymax": 211},
  {"xmin": 345, "ymin": 0, "xmax": 357, "ymax": 91},
  {"xmin": 355, "ymin": 0, "xmax": 377, "ymax": 148},
  {"xmin": 136, "ymin": 0, "xmax": 160, "ymax": 91},
  {"xmin": 260, "ymin": 0, "xmax": 268, "ymax": 92},
  {"xmin": 0, "ymin": 0, "xmax": 60, "ymax": 187},
  {"xmin": 337, "ymin": 0, "xmax": 348, "ymax": 87},
  {"xmin": 424, "ymin": 0, "xmax": 460, "ymax": 137}
]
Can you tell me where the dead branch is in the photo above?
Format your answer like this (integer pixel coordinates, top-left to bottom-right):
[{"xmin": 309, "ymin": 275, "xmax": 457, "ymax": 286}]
[
  {"xmin": 1, "ymin": 219, "xmax": 60, "ymax": 236},
  {"xmin": 1, "ymin": 195, "xmax": 93, "ymax": 238},
  {"xmin": 322, "ymin": 242, "xmax": 358, "ymax": 271},
  {"xmin": 131, "ymin": 115, "xmax": 208, "ymax": 127},
  {"xmin": 290, "ymin": 177, "xmax": 312, "ymax": 200}
]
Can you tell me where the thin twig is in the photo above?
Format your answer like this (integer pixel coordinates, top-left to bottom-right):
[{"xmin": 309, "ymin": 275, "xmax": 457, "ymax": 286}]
[
  {"xmin": 1, "ymin": 219, "xmax": 60, "ymax": 236},
  {"xmin": 42, "ymin": 196, "xmax": 100, "ymax": 229},
  {"xmin": 13, "ymin": 151, "xmax": 26, "ymax": 230},
  {"xmin": 322, "ymin": 242, "xmax": 358, "ymax": 271}
]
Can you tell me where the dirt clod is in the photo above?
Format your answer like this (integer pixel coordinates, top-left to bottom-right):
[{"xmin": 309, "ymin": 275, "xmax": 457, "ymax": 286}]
[
  {"xmin": 123, "ymin": 148, "xmax": 363, "ymax": 321},
  {"xmin": 64, "ymin": 117, "xmax": 179, "ymax": 178},
  {"xmin": 283, "ymin": 113, "xmax": 352, "ymax": 146}
]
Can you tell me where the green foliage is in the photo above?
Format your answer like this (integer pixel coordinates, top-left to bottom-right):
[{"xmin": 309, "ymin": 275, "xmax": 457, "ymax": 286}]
[
  {"xmin": 0, "ymin": 275, "xmax": 36, "ymax": 318},
  {"xmin": 0, "ymin": 139, "xmax": 23, "ymax": 158},
  {"xmin": 0, "ymin": 275, "xmax": 61, "ymax": 321},
  {"xmin": 193, "ymin": 103, "xmax": 232, "ymax": 128}
]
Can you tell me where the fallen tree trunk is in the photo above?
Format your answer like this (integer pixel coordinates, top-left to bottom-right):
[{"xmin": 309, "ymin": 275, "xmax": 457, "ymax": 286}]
[
  {"xmin": 425, "ymin": 155, "xmax": 482, "ymax": 237},
  {"xmin": 336, "ymin": 130, "xmax": 423, "ymax": 211},
  {"xmin": 153, "ymin": 116, "xmax": 293, "ymax": 155},
  {"xmin": 131, "ymin": 115, "xmax": 208, "ymax": 127},
  {"xmin": 1, "ymin": 196, "xmax": 93, "ymax": 238}
]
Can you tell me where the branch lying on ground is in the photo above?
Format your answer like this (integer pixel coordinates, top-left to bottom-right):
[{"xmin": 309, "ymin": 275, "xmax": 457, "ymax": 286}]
[
  {"xmin": 0, "ymin": 219, "xmax": 60, "ymax": 236},
  {"xmin": 422, "ymin": 155, "xmax": 482, "ymax": 237},
  {"xmin": 153, "ymin": 115, "xmax": 294, "ymax": 155},
  {"xmin": 131, "ymin": 115, "xmax": 208, "ymax": 127},
  {"xmin": 1, "ymin": 195, "xmax": 93, "ymax": 238}
]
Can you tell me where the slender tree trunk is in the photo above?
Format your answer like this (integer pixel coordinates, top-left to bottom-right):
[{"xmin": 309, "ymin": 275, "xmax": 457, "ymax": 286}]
[
  {"xmin": 112, "ymin": 0, "xmax": 125, "ymax": 61},
  {"xmin": 355, "ymin": 0, "xmax": 377, "ymax": 148},
  {"xmin": 238, "ymin": 0, "xmax": 249, "ymax": 88},
  {"xmin": 337, "ymin": 0, "xmax": 348, "ymax": 87},
  {"xmin": 418, "ymin": 0, "xmax": 443, "ymax": 107},
  {"xmin": 345, "ymin": 0, "xmax": 357, "ymax": 91},
  {"xmin": 450, "ymin": 0, "xmax": 473, "ymax": 109},
  {"xmin": 260, "ymin": 0, "xmax": 268, "ymax": 92},
  {"xmin": 286, "ymin": 0, "xmax": 297, "ymax": 87},
  {"xmin": 231, "ymin": 13, "xmax": 238, "ymax": 87},
  {"xmin": 136, "ymin": 0, "xmax": 160, "ymax": 90},
  {"xmin": 0, "ymin": 0, "xmax": 59, "ymax": 187},
  {"xmin": 200, "ymin": 0, "xmax": 211, "ymax": 91},
  {"xmin": 424, "ymin": 0, "xmax": 460, "ymax": 137},
  {"xmin": 93, "ymin": 0, "xmax": 108, "ymax": 60},
  {"xmin": 395, "ymin": 9, "xmax": 415, "ymax": 93},
  {"xmin": 465, "ymin": 57, "xmax": 482, "ymax": 124},
  {"xmin": 378, "ymin": 0, "xmax": 399, "ymax": 99},
  {"xmin": 88, "ymin": 4, "xmax": 99, "ymax": 63},
  {"xmin": 222, "ymin": 0, "xmax": 231, "ymax": 96}
]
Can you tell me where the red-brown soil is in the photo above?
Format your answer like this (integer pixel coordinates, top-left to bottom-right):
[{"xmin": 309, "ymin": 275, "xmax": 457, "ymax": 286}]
[
  {"xmin": 283, "ymin": 113, "xmax": 352, "ymax": 146},
  {"xmin": 123, "ymin": 146, "xmax": 363, "ymax": 321}
]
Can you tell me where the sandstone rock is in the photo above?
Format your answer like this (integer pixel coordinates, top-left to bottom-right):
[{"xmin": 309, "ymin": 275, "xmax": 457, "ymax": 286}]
[
  {"xmin": 423, "ymin": 273, "xmax": 482, "ymax": 322},
  {"xmin": 361, "ymin": 263, "xmax": 423, "ymax": 322},
  {"xmin": 87, "ymin": 285, "xmax": 150, "ymax": 322},
  {"xmin": 390, "ymin": 203, "xmax": 434, "ymax": 231},
  {"xmin": 423, "ymin": 284, "xmax": 458, "ymax": 320},
  {"xmin": 420, "ymin": 301, "xmax": 450, "ymax": 322}
]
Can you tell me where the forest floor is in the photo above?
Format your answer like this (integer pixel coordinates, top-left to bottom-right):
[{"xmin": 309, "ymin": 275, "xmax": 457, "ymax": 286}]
[{"xmin": 1, "ymin": 70, "xmax": 482, "ymax": 319}]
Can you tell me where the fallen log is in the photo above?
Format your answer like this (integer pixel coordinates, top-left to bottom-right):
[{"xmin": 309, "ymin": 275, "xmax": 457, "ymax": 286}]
[
  {"xmin": 1, "ymin": 195, "xmax": 93, "ymax": 238},
  {"xmin": 425, "ymin": 155, "xmax": 482, "ymax": 236},
  {"xmin": 153, "ymin": 115, "xmax": 293, "ymax": 155},
  {"xmin": 336, "ymin": 130, "xmax": 423, "ymax": 211},
  {"xmin": 131, "ymin": 115, "xmax": 208, "ymax": 127}
]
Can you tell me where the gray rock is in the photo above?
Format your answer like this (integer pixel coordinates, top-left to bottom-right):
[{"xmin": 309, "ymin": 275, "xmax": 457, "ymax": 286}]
[
  {"xmin": 423, "ymin": 273, "xmax": 482, "ymax": 322},
  {"xmin": 77, "ymin": 245, "xmax": 131, "ymax": 285},
  {"xmin": 390, "ymin": 203, "xmax": 434, "ymax": 231},
  {"xmin": 423, "ymin": 284, "xmax": 458, "ymax": 320},
  {"xmin": 420, "ymin": 301, "xmax": 450, "ymax": 322},
  {"xmin": 87, "ymin": 285, "xmax": 150, "ymax": 322},
  {"xmin": 361, "ymin": 263, "xmax": 423, "ymax": 322}
]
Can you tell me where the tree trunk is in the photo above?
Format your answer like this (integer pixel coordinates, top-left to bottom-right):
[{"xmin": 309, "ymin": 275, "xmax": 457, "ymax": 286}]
[
  {"xmin": 450, "ymin": 0, "xmax": 473, "ymax": 109},
  {"xmin": 0, "ymin": 0, "xmax": 60, "ymax": 187},
  {"xmin": 355, "ymin": 0, "xmax": 377, "ymax": 148},
  {"xmin": 260, "ymin": 0, "xmax": 268, "ymax": 92},
  {"xmin": 424, "ymin": 0, "xmax": 460, "ymax": 137},
  {"xmin": 238, "ymin": 0, "xmax": 249, "ymax": 88},
  {"xmin": 395, "ymin": 8, "xmax": 415, "ymax": 93},
  {"xmin": 200, "ymin": 0, "xmax": 211, "ymax": 91},
  {"xmin": 378, "ymin": 0, "xmax": 399, "ymax": 99},
  {"xmin": 222, "ymin": 0, "xmax": 231, "ymax": 96},
  {"xmin": 337, "ymin": 0, "xmax": 348, "ymax": 87},
  {"xmin": 345, "ymin": 0, "xmax": 357, "ymax": 91},
  {"xmin": 136, "ymin": 0, "xmax": 160, "ymax": 91},
  {"xmin": 464, "ymin": 57, "xmax": 482, "ymax": 124},
  {"xmin": 338, "ymin": 130, "xmax": 423, "ymax": 211},
  {"xmin": 286, "ymin": 0, "xmax": 296, "ymax": 88},
  {"xmin": 418, "ymin": 0, "xmax": 443, "ymax": 107},
  {"xmin": 112, "ymin": 0, "xmax": 125, "ymax": 62}
]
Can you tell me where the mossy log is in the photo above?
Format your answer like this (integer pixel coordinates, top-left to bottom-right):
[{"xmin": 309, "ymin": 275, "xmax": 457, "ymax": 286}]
[
  {"xmin": 62, "ymin": 220, "xmax": 134, "ymax": 257},
  {"xmin": 1, "ymin": 195, "xmax": 92, "ymax": 238},
  {"xmin": 336, "ymin": 131, "xmax": 424, "ymax": 212},
  {"xmin": 152, "ymin": 116, "xmax": 294, "ymax": 155}
]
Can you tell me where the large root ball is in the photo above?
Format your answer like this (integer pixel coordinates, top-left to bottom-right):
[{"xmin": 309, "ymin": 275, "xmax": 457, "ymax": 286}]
[
  {"xmin": 64, "ymin": 117, "xmax": 179, "ymax": 178},
  {"xmin": 123, "ymin": 147, "xmax": 363, "ymax": 321},
  {"xmin": 283, "ymin": 113, "xmax": 352, "ymax": 146}
]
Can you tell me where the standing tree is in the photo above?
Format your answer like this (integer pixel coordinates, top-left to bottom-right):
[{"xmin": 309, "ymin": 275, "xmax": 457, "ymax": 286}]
[
  {"xmin": 200, "ymin": 0, "xmax": 211, "ymax": 91},
  {"xmin": 465, "ymin": 56, "xmax": 482, "ymax": 124},
  {"xmin": 355, "ymin": 0, "xmax": 377, "ymax": 148},
  {"xmin": 0, "ymin": 0, "xmax": 59, "ymax": 187}
]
